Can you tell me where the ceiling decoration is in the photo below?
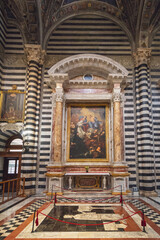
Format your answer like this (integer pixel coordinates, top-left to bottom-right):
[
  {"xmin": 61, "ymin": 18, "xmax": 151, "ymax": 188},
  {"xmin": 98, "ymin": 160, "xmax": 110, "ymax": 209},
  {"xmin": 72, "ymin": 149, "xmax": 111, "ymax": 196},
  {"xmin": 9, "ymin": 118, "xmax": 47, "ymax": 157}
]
[
  {"xmin": 63, "ymin": 0, "xmax": 118, "ymax": 7},
  {"xmin": 1, "ymin": 0, "xmax": 160, "ymax": 48},
  {"xmin": 2, "ymin": 0, "xmax": 39, "ymax": 43}
]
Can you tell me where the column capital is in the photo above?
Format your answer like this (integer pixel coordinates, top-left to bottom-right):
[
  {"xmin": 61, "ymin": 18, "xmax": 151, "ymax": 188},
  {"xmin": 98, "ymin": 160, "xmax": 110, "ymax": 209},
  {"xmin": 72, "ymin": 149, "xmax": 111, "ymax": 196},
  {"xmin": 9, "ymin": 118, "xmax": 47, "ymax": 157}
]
[
  {"xmin": 55, "ymin": 87, "xmax": 64, "ymax": 102},
  {"xmin": 112, "ymin": 85, "xmax": 122, "ymax": 102},
  {"xmin": 133, "ymin": 48, "xmax": 151, "ymax": 66},
  {"xmin": 24, "ymin": 44, "xmax": 46, "ymax": 65}
]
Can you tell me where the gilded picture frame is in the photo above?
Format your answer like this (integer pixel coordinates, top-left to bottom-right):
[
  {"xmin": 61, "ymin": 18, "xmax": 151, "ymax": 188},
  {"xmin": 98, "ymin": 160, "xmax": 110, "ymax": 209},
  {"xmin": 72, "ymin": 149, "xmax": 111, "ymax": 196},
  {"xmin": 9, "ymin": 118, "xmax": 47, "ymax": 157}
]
[
  {"xmin": 67, "ymin": 103, "xmax": 109, "ymax": 162},
  {"xmin": 0, "ymin": 90, "xmax": 26, "ymax": 123}
]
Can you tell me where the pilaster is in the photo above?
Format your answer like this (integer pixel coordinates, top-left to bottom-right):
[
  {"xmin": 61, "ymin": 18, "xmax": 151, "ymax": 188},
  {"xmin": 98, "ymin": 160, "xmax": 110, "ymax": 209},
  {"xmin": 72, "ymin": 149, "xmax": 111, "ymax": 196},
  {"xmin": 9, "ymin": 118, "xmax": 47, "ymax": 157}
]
[
  {"xmin": 111, "ymin": 83, "xmax": 130, "ymax": 195},
  {"xmin": 45, "ymin": 73, "xmax": 68, "ymax": 196}
]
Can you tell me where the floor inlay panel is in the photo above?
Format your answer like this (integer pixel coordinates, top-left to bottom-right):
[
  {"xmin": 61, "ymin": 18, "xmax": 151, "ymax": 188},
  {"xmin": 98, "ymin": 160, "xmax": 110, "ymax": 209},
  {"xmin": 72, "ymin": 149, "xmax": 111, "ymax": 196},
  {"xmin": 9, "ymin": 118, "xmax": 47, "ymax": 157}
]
[{"xmin": 0, "ymin": 197, "xmax": 159, "ymax": 239}]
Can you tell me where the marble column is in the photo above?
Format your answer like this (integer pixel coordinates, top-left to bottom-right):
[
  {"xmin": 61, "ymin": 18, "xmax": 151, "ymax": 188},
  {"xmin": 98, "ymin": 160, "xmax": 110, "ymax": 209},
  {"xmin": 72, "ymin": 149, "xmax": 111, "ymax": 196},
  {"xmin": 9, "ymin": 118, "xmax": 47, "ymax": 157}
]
[
  {"xmin": 113, "ymin": 85, "xmax": 122, "ymax": 163},
  {"xmin": 53, "ymin": 86, "xmax": 64, "ymax": 163},
  {"xmin": 111, "ymin": 83, "xmax": 130, "ymax": 194},
  {"xmin": 22, "ymin": 44, "xmax": 45, "ymax": 195},
  {"xmin": 134, "ymin": 48, "xmax": 157, "ymax": 196},
  {"xmin": 45, "ymin": 74, "xmax": 68, "ymax": 196}
]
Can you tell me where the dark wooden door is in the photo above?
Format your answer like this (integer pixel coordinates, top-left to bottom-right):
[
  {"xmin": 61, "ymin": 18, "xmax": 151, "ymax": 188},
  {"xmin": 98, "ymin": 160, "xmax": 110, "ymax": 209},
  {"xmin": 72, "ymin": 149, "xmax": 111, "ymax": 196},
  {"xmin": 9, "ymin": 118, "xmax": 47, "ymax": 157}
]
[{"xmin": 3, "ymin": 157, "xmax": 20, "ymax": 192}]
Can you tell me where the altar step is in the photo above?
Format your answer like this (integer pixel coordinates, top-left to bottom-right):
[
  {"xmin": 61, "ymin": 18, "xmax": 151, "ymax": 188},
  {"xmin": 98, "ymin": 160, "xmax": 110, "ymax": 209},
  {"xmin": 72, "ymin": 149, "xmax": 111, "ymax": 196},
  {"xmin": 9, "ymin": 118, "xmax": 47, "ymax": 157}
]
[{"xmin": 63, "ymin": 190, "xmax": 112, "ymax": 198}]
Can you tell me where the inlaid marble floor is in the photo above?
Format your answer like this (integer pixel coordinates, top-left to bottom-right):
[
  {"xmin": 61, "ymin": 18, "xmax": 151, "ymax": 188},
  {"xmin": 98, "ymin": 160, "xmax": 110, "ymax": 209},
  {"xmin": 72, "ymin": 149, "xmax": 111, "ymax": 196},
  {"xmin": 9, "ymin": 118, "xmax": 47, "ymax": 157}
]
[{"xmin": 0, "ymin": 195, "xmax": 159, "ymax": 240}]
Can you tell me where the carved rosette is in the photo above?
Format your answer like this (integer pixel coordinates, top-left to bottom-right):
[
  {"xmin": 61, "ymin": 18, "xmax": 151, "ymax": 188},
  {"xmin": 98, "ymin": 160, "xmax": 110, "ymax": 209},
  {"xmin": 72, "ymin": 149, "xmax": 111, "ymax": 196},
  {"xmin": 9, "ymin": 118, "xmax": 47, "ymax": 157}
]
[
  {"xmin": 24, "ymin": 44, "xmax": 46, "ymax": 65},
  {"xmin": 133, "ymin": 48, "xmax": 151, "ymax": 67}
]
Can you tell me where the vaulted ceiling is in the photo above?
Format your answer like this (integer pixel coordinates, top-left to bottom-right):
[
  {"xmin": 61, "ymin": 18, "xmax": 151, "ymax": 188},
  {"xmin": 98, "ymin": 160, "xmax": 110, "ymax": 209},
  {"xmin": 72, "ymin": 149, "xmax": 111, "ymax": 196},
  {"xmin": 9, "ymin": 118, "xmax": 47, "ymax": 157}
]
[{"xmin": 2, "ymin": 0, "xmax": 160, "ymax": 49}]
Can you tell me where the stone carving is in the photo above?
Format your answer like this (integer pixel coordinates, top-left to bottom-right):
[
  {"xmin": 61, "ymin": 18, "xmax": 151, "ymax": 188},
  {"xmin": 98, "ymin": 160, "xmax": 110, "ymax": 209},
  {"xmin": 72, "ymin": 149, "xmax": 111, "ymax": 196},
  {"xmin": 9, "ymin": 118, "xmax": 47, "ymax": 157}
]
[
  {"xmin": 48, "ymin": 54, "xmax": 129, "ymax": 77},
  {"xmin": 69, "ymin": 79, "xmax": 110, "ymax": 89},
  {"xmin": 48, "ymin": 0, "xmax": 122, "ymax": 28},
  {"xmin": 4, "ymin": 54, "xmax": 25, "ymax": 66},
  {"xmin": 24, "ymin": 44, "xmax": 46, "ymax": 65},
  {"xmin": 44, "ymin": 55, "xmax": 64, "ymax": 68},
  {"xmin": 0, "ymin": 123, "xmax": 23, "ymax": 132},
  {"xmin": 113, "ymin": 92, "xmax": 122, "ymax": 102},
  {"xmin": 47, "ymin": 73, "xmax": 68, "ymax": 90},
  {"xmin": 109, "ymin": 55, "xmax": 134, "ymax": 69},
  {"xmin": 55, "ymin": 87, "xmax": 64, "ymax": 102},
  {"xmin": 150, "ymin": 56, "xmax": 160, "ymax": 68},
  {"xmin": 112, "ymin": 88, "xmax": 122, "ymax": 102},
  {"xmin": 133, "ymin": 48, "xmax": 151, "ymax": 66},
  {"xmin": 51, "ymin": 92, "xmax": 56, "ymax": 107}
]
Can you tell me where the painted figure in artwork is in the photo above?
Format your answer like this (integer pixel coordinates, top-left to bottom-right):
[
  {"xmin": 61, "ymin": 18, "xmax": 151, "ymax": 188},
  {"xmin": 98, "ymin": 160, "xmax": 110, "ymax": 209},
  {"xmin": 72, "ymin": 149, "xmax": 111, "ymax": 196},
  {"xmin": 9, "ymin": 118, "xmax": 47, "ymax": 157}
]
[{"xmin": 69, "ymin": 106, "xmax": 106, "ymax": 159}]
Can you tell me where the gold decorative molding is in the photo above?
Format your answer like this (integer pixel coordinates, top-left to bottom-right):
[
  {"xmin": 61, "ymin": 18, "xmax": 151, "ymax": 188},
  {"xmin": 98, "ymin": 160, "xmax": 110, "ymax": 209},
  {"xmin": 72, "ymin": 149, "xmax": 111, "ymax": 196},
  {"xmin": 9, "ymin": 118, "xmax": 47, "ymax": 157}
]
[
  {"xmin": 45, "ymin": 173, "xmax": 65, "ymax": 177},
  {"xmin": 111, "ymin": 172, "xmax": 130, "ymax": 177},
  {"xmin": 46, "ymin": 165, "xmax": 65, "ymax": 169},
  {"xmin": 46, "ymin": 192, "xmax": 63, "ymax": 196},
  {"xmin": 112, "ymin": 191, "xmax": 128, "ymax": 195}
]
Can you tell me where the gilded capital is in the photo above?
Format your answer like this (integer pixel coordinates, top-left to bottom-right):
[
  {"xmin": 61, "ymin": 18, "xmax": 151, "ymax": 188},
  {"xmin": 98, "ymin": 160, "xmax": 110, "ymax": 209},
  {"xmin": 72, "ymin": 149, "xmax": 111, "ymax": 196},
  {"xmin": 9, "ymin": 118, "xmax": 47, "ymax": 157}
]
[
  {"xmin": 133, "ymin": 48, "xmax": 151, "ymax": 66},
  {"xmin": 24, "ymin": 44, "xmax": 46, "ymax": 65}
]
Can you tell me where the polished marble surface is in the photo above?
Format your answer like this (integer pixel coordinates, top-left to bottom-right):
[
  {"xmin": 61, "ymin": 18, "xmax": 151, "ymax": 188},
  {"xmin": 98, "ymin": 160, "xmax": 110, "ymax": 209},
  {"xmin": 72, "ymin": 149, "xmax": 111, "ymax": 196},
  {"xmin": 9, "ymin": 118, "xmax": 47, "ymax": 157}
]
[{"xmin": 0, "ymin": 195, "xmax": 159, "ymax": 239}]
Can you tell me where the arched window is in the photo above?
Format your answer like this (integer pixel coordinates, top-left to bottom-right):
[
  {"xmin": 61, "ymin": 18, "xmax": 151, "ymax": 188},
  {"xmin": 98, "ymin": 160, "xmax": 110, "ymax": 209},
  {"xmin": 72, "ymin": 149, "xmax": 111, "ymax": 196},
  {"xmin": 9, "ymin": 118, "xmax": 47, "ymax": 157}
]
[{"xmin": 6, "ymin": 136, "xmax": 23, "ymax": 152}]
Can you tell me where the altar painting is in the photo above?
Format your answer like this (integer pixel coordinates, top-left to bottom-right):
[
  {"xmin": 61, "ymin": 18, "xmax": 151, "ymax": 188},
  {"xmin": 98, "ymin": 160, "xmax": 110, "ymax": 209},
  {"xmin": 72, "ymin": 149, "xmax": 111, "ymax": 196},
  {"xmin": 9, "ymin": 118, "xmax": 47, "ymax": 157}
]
[{"xmin": 67, "ymin": 104, "xmax": 109, "ymax": 162}]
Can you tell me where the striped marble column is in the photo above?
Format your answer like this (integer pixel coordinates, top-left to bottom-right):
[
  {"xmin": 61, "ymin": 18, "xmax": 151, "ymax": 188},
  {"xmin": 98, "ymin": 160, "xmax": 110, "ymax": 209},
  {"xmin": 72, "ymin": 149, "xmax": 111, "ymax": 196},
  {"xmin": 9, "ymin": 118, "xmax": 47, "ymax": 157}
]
[
  {"xmin": 134, "ymin": 48, "xmax": 157, "ymax": 196},
  {"xmin": 22, "ymin": 45, "xmax": 45, "ymax": 195}
]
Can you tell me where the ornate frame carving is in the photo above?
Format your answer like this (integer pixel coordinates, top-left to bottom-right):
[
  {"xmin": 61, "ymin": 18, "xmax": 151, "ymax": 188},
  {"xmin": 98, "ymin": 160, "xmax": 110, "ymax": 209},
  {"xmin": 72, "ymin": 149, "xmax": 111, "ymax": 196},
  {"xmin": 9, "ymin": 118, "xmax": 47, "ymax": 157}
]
[{"xmin": 66, "ymin": 103, "xmax": 109, "ymax": 162}]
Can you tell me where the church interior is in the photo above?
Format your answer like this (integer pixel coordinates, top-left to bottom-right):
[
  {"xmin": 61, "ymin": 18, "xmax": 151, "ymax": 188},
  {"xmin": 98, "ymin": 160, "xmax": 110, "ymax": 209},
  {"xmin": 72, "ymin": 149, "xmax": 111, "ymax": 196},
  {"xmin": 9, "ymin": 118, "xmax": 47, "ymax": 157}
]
[{"xmin": 0, "ymin": 0, "xmax": 160, "ymax": 239}]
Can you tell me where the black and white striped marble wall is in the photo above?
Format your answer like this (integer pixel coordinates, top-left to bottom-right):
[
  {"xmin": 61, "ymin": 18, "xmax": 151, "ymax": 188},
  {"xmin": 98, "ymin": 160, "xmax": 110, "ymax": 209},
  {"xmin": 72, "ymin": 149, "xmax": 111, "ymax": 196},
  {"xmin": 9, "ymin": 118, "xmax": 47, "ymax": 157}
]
[
  {"xmin": 0, "ymin": 7, "xmax": 159, "ymax": 194},
  {"xmin": 38, "ymin": 69, "xmax": 52, "ymax": 190},
  {"xmin": 37, "ymin": 14, "xmax": 136, "ymax": 191},
  {"xmin": 124, "ymin": 69, "xmax": 137, "ymax": 189},
  {"xmin": 47, "ymin": 14, "xmax": 131, "ymax": 56},
  {"xmin": 0, "ymin": 3, "xmax": 26, "ymax": 182},
  {"xmin": 150, "ymin": 28, "xmax": 160, "ymax": 191},
  {"xmin": 149, "ymin": 29, "xmax": 160, "ymax": 191}
]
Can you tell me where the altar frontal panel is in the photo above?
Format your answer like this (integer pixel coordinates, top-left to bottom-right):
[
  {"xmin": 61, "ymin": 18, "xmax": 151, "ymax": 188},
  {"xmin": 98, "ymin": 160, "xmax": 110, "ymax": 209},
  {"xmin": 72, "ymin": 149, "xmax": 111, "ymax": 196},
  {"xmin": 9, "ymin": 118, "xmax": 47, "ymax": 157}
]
[{"xmin": 67, "ymin": 104, "xmax": 109, "ymax": 162}]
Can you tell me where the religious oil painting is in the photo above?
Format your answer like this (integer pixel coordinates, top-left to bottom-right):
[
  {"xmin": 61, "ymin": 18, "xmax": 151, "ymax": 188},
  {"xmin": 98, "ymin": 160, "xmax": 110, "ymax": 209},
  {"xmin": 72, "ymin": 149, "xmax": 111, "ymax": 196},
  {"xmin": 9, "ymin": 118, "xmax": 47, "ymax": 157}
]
[
  {"xmin": 67, "ymin": 104, "xmax": 109, "ymax": 162},
  {"xmin": 0, "ymin": 90, "xmax": 25, "ymax": 123}
]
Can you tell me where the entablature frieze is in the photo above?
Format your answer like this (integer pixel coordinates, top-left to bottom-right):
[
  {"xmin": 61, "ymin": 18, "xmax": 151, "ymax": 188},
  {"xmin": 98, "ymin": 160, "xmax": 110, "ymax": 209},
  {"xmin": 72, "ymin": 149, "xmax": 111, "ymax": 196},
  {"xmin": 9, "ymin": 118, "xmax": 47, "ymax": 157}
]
[
  {"xmin": 65, "ymin": 93, "xmax": 112, "ymax": 102},
  {"xmin": 0, "ymin": 122, "xmax": 24, "ymax": 132}
]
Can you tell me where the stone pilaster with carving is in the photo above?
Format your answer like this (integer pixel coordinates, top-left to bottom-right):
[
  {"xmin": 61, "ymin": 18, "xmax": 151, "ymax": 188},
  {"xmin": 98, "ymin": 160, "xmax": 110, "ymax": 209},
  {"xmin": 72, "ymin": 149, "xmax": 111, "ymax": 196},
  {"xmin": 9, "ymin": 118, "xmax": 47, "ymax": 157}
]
[
  {"xmin": 113, "ymin": 86, "xmax": 122, "ymax": 163},
  {"xmin": 53, "ymin": 86, "xmax": 64, "ymax": 163},
  {"xmin": 111, "ymin": 84, "xmax": 130, "ymax": 194},
  {"xmin": 55, "ymin": 87, "xmax": 64, "ymax": 102}
]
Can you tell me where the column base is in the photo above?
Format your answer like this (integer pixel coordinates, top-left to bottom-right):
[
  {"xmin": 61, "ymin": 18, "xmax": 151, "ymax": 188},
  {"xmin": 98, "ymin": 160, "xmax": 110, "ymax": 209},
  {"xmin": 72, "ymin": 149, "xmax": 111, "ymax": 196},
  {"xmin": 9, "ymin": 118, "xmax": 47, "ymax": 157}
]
[
  {"xmin": 111, "ymin": 162, "xmax": 130, "ymax": 195},
  {"xmin": 45, "ymin": 164, "xmax": 65, "ymax": 196}
]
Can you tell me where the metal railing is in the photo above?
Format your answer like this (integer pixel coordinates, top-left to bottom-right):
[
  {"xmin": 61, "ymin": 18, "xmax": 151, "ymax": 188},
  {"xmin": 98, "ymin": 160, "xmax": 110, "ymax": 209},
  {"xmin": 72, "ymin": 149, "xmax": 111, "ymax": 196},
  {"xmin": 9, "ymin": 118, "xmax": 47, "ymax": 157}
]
[{"xmin": 0, "ymin": 177, "xmax": 25, "ymax": 204}]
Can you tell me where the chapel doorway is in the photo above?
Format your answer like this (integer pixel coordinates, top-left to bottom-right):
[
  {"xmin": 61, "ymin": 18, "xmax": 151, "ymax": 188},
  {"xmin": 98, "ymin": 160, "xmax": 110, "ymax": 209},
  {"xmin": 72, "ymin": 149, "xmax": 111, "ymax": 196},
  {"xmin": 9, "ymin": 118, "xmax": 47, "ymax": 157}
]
[{"xmin": 2, "ymin": 136, "xmax": 22, "ymax": 192}]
